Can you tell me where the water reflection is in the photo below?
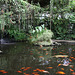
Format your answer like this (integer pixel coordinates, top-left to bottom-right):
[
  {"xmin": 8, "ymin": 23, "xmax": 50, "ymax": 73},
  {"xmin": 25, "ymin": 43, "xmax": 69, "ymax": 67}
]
[
  {"xmin": 0, "ymin": 42, "xmax": 75, "ymax": 75},
  {"xmin": 68, "ymin": 48, "xmax": 72, "ymax": 56},
  {"xmin": 62, "ymin": 58, "xmax": 70, "ymax": 66},
  {"xmin": 0, "ymin": 38, "xmax": 14, "ymax": 44}
]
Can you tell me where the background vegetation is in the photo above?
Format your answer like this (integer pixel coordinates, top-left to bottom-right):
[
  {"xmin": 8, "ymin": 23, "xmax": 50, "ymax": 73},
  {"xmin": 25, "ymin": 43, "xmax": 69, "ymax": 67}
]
[{"xmin": 0, "ymin": 0, "xmax": 75, "ymax": 41}]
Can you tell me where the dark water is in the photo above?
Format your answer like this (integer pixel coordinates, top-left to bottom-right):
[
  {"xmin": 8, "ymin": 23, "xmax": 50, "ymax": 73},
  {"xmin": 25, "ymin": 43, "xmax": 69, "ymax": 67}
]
[{"xmin": 0, "ymin": 42, "xmax": 75, "ymax": 75}]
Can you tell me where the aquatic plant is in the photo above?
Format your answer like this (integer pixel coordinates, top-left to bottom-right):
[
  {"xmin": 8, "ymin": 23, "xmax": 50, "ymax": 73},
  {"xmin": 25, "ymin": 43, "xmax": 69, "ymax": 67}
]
[{"xmin": 28, "ymin": 26, "xmax": 53, "ymax": 45}]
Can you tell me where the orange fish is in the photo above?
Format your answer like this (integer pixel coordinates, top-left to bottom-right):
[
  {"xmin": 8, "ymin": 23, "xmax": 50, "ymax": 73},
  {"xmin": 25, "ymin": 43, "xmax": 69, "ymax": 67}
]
[
  {"xmin": 39, "ymin": 70, "xmax": 45, "ymax": 72},
  {"xmin": 24, "ymin": 73, "xmax": 26, "ymax": 74},
  {"xmin": 0, "ymin": 70, "xmax": 5, "ymax": 72},
  {"xmin": 71, "ymin": 72, "xmax": 75, "ymax": 75},
  {"xmin": 23, "ymin": 67, "xmax": 31, "ymax": 71},
  {"xmin": 32, "ymin": 72, "xmax": 39, "ymax": 75},
  {"xmin": 70, "ymin": 69, "xmax": 74, "ymax": 72},
  {"xmin": 17, "ymin": 71, "xmax": 22, "ymax": 73},
  {"xmin": 56, "ymin": 71, "xmax": 65, "ymax": 74},
  {"xmin": 73, "ymin": 58, "xmax": 75, "ymax": 60},
  {"xmin": 61, "ymin": 68, "xmax": 64, "ymax": 70},
  {"xmin": 34, "ymin": 69, "xmax": 44, "ymax": 72},
  {"xmin": 47, "ymin": 67, "xmax": 53, "ymax": 69},
  {"xmin": 21, "ymin": 67, "xmax": 25, "ymax": 70},
  {"xmin": 58, "ymin": 64, "xmax": 62, "ymax": 67},
  {"xmin": 0, "ymin": 70, "xmax": 8, "ymax": 74},
  {"xmin": 69, "ymin": 59, "xmax": 72, "ymax": 62},
  {"xmin": 46, "ymin": 53, "xmax": 48, "ymax": 55},
  {"xmin": 70, "ymin": 57, "xmax": 74, "ymax": 59},
  {"xmin": 43, "ymin": 49, "xmax": 46, "ymax": 50},
  {"xmin": 33, "ymin": 70, "xmax": 37, "ymax": 71},
  {"xmin": 2, "ymin": 71, "xmax": 8, "ymax": 74},
  {"xmin": 71, "ymin": 66, "xmax": 74, "ymax": 68}
]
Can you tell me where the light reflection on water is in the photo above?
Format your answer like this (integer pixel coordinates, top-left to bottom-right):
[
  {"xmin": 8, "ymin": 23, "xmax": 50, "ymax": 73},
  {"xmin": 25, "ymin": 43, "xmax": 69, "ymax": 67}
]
[{"xmin": 0, "ymin": 42, "xmax": 75, "ymax": 75}]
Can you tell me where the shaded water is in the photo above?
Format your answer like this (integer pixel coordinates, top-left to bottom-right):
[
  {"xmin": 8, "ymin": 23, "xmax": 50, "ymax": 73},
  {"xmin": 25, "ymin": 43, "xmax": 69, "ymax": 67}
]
[{"xmin": 0, "ymin": 42, "xmax": 75, "ymax": 75}]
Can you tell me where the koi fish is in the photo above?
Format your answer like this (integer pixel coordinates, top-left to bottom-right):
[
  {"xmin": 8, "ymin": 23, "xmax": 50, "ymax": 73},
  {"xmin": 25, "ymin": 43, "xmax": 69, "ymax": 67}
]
[
  {"xmin": 70, "ymin": 57, "xmax": 74, "ymax": 59},
  {"xmin": 71, "ymin": 72, "xmax": 75, "ymax": 75},
  {"xmin": 56, "ymin": 71, "xmax": 65, "ymax": 74},
  {"xmin": 0, "ymin": 70, "xmax": 8, "ymax": 74},
  {"xmin": 47, "ymin": 67, "xmax": 53, "ymax": 69},
  {"xmin": 61, "ymin": 68, "xmax": 64, "ymax": 70},
  {"xmin": 0, "ymin": 70, "xmax": 5, "ymax": 72},
  {"xmin": 24, "ymin": 73, "xmax": 30, "ymax": 75},
  {"xmin": 57, "ymin": 64, "xmax": 62, "ymax": 67},
  {"xmin": 23, "ymin": 67, "xmax": 31, "ymax": 71},
  {"xmin": 69, "ymin": 59, "xmax": 72, "ymax": 62},
  {"xmin": 32, "ymin": 72, "xmax": 39, "ymax": 75},
  {"xmin": 21, "ymin": 67, "xmax": 25, "ymax": 70},
  {"xmin": 46, "ymin": 53, "xmax": 48, "ymax": 55},
  {"xmin": 43, "ymin": 49, "xmax": 46, "ymax": 50},
  {"xmin": 2, "ymin": 71, "xmax": 8, "ymax": 74},
  {"xmin": 70, "ymin": 69, "xmax": 74, "ymax": 72},
  {"xmin": 17, "ymin": 71, "xmax": 22, "ymax": 73}
]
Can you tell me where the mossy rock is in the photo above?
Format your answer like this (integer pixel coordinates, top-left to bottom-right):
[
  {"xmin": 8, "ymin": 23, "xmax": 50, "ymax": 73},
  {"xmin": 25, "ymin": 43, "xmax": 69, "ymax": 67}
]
[{"xmin": 34, "ymin": 40, "xmax": 53, "ymax": 46}]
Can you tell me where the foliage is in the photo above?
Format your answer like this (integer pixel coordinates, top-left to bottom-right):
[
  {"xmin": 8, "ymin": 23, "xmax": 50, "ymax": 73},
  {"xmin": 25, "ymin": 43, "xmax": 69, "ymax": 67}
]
[
  {"xmin": 7, "ymin": 29, "xmax": 26, "ymax": 41},
  {"xmin": 0, "ymin": 0, "xmax": 75, "ymax": 41},
  {"xmin": 0, "ymin": 0, "xmax": 42, "ymax": 41},
  {"xmin": 44, "ymin": 0, "xmax": 75, "ymax": 40},
  {"xmin": 28, "ymin": 25, "xmax": 53, "ymax": 43},
  {"xmin": 69, "ymin": 13, "xmax": 75, "ymax": 39},
  {"xmin": 51, "ymin": 13, "xmax": 75, "ymax": 40},
  {"xmin": 52, "ymin": 18, "xmax": 69, "ymax": 39},
  {"xmin": 69, "ymin": 13, "xmax": 75, "ymax": 23}
]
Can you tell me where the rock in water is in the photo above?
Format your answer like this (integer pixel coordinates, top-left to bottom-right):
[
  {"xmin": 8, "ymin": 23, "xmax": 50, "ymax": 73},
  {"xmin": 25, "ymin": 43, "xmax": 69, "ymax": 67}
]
[{"xmin": 0, "ymin": 50, "xmax": 2, "ymax": 53}]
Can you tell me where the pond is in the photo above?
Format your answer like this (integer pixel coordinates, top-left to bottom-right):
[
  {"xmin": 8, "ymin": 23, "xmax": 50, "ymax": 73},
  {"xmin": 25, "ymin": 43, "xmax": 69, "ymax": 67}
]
[{"xmin": 0, "ymin": 42, "xmax": 75, "ymax": 75}]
